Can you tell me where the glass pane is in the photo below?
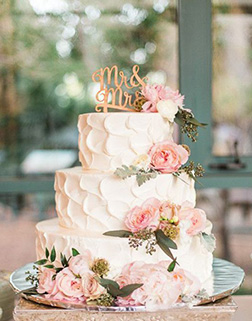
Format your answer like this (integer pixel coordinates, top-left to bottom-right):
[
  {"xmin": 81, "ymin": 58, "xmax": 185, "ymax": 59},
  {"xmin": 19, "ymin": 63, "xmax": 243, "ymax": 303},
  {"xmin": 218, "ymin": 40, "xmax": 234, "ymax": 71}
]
[
  {"xmin": 0, "ymin": 0, "xmax": 178, "ymax": 179},
  {"xmin": 212, "ymin": 1, "xmax": 252, "ymax": 156}
]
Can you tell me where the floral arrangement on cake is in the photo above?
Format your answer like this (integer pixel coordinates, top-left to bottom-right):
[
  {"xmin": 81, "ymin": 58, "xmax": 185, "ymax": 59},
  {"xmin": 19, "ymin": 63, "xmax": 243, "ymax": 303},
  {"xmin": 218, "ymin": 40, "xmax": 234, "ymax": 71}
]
[
  {"xmin": 24, "ymin": 247, "xmax": 208, "ymax": 311},
  {"xmin": 104, "ymin": 197, "xmax": 216, "ymax": 266},
  {"xmin": 114, "ymin": 140, "xmax": 204, "ymax": 186},
  {"xmin": 133, "ymin": 83, "xmax": 206, "ymax": 142}
]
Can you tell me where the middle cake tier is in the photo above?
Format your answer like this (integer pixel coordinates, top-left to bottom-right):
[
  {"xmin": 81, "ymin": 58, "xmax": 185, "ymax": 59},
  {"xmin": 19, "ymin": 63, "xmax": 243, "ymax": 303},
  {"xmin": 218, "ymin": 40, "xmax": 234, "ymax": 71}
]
[{"xmin": 55, "ymin": 167, "xmax": 196, "ymax": 233}]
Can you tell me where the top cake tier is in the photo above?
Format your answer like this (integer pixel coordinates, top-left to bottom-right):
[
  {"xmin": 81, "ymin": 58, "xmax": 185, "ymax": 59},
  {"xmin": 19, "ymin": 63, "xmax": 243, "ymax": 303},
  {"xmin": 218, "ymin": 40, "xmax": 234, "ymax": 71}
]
[{"xmin": 78, "ymin": 113, "xmax": 173, "ymax": 171}]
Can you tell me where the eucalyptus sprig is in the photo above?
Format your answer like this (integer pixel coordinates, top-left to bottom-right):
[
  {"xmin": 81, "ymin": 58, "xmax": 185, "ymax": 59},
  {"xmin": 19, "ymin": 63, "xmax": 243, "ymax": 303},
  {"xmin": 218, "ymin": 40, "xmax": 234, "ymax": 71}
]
[
  {"xmin": 114, "ymin": 165, "xmax": 159, "ymax": 187},
  {"xmin": 175, "ymin": 108, "xmax": 207, "ymax": 142}
]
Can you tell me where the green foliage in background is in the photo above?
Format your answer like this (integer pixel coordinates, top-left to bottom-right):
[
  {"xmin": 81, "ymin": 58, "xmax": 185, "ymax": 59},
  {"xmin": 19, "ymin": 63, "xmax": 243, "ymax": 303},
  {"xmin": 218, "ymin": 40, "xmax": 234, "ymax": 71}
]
[{"xmin": 0, "ymin": 0, "xmax": 176, "ymax": 175}]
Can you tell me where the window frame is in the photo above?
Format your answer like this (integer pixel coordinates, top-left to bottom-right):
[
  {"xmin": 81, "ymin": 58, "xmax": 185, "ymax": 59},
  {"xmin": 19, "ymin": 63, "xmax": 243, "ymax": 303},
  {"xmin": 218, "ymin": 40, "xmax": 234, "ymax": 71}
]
[
  {"xmin": 1, "ymin": 0, "xmax": 252, "ymax": 195},
  {"xmin": 178, "ymin": 0, "xmax": 252, "ymax": 189}
]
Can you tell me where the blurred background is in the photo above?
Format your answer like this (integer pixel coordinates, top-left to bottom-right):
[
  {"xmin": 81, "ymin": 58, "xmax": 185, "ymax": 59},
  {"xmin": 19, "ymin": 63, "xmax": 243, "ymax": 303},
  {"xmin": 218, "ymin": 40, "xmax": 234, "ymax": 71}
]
[{"xmin": 0, "ymin": 0, "xmax": 252, "ymax": 297}]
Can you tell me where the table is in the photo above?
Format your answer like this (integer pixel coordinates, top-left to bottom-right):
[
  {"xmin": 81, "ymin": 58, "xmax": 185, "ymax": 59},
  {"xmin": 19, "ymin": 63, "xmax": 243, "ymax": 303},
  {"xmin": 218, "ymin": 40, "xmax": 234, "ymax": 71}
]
[
  {"xmin": 13, "ymin": 296, "xmax": 237, "ymax": 321},
  {"xmin": 233, "ymin": 296, "xmax": 252, "ymax": 321}
]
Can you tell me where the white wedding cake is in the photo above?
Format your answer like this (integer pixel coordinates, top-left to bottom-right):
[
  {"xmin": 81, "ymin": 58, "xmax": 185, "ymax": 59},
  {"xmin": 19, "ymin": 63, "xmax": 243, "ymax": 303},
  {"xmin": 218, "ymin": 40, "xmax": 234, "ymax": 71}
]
[{"xmin": 33, "ymin": 66, "xmax": 215, "ymax": 311}]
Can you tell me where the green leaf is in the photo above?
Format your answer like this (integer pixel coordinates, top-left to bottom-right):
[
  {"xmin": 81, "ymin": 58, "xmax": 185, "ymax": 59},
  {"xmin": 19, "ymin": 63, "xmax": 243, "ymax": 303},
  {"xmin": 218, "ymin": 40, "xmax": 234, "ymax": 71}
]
[
  {"xmin": 50, "ymin": 246, "xmax": 56, "ymax": 263},
  {"xmin": 200, "ymin": 233, "xmax": 216, "ymax": 253},
  {"xmin": 188, "ymin": 117, "xmax": 207, "ymax": 128},
  {"xmin": 72, "ymin": 248, "xmax": 80, "ymax": 257},
  {"xmin": 44, "ymin": 264, "xmax": 54, "ymax": 269},
  {"xmin": 168, "ymin": 259, "xmax": 177, "ymax": 272},
  {"xmin": 119, "ymin": 284, "xmax": 143, "ymax": 297},
  {"xmin": 175, "ymin": 109, "xmax": 207, "ymax": 128},
  {"xmin": 45, "ymin": 248, "xmax": 49, "ymax": 259},
  {"xmin": 103, "ymin": 230, "xmax": 133, "ymax": 238},
  {"xmin": 95, "ymin": 276, "xmax": 143, "ymax": 299},
  {"xmin": 94, "ymin": 276, "xmax": 122, "ymax": 297},
  {"xmin": 106, "ymin": 284, "xmax": 122, "ymax": 298},
  {"xmin": 55, "ymin": 267, "xmax": 63, "ymax": 273},
  {"xmin": 155, "ymin": 230, "xmax": 177, "ymax": 260},
  {"xmin": 95, "ymin": 276, "xmax": 120, "ymax": 290},
  {"xmin": 60, "ymin": 253, "xmax": 68, "ymax": 267},
  {"xmin": 18, "ymin": 286, "xmax": 38, "ymax": 296},
  {"xmin": 136, "ymin": 170, "xmax": 158, "ymax": 187},
  {"xmin": 155, "ymin": 230, "xmax": 177, "ymax": 249},
  {"xmin": 35, "ymin": 259, "xmax": 47, "ymax": 265},
  {"xmin": 174, "ymin": 113, "xmax": 184, "ymax": 126}
]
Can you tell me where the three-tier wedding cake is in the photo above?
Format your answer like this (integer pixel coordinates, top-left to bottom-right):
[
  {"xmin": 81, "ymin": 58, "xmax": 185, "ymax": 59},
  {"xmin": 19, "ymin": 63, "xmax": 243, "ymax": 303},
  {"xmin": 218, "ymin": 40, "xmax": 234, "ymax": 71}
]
[{"xmin": 33, "ymin": 65, "xmax": 215, "ymax": 311}]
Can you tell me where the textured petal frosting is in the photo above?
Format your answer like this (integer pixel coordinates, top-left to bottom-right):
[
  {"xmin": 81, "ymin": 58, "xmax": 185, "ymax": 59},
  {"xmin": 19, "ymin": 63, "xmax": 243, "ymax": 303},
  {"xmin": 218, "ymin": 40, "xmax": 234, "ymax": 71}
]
[
  {"xmin": 104, "ymin": 113, "xmax": 132, "ymax": 136},
  {"xmin": 129, "ymin": 133, "xmax": 152, "ymax": 154},
  {"xmin": 86, "ymin": 128, "xmax": 108, "ymax": 154},
  {"xmin": 78, "ymin": 113, "xmax": 174, "ymax": 171},
  {"xmin": 54, "ymin": 167, "xmax": 196, "ymax": 233},
  {"xmin": 105, "ymin": 135, "xmax": 132, "ymax": 156},
  {"xmin": 36, "ymin": 218, "xmax": 213, "ymax": 287}
]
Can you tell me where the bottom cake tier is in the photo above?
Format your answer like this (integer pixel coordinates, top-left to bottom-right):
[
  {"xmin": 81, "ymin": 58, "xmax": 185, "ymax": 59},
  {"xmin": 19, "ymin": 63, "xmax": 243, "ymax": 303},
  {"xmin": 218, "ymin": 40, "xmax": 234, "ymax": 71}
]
[{"xmin": 36, "ymin": 218, "xmax": 213, "ymax": 287}]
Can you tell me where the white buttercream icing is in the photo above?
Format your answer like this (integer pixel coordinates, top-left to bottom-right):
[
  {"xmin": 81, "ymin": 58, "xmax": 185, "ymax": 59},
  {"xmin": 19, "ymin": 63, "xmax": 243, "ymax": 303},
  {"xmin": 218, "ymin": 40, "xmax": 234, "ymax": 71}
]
[
  {"xmin": 78, "ymin": 113, "xmax": 174, "ymax": 171},
  {"xmin": 36, "ymin": 218, "xmax": 213, "ymax": 285},
  {"xmin": 55, "ymin": 167, "xmax": 196, "ymax": 233},
  {"xmin": 36, "ymin": 111, "xmax": 214, "ymax": 298}
]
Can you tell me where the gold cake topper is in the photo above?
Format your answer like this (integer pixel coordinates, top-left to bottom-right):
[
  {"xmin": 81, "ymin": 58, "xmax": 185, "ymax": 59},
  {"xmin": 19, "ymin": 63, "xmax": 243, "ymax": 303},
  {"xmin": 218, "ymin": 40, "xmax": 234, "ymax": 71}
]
[{"xmin": 92, "ymin": 65, "xmax": 147, "ymax": 112}]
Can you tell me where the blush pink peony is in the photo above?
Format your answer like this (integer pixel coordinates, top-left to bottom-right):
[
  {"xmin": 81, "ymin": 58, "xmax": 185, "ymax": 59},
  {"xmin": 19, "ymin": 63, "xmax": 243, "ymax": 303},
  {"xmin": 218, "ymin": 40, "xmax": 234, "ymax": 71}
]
[
  {"xmin": 81, "ymin": 271, "xmax": 106, "ymax": 300},
  {"xmin": 141, "ymin": 85, "xmax": 160, "ymax": 112},
  {"xmin": 55, "ymin": 267, "xmax": 84, "ymax": 300},
  {"xmin": 117, "ymin": 260, "xmax": 202, "ymax": 311},
  {"xmin": 178, "ymin": 207, "xmax": 207, "ymax": 236},
  {"xmin": 171, "ymin": 268, "xmax": 201, "ymax": 296},
  {"xmin": 68, "ymin": 250, "xmax": 92, "ymax": 276},
  {"xmin": 141, "ymin": 84, "xmax": 184, "ymax": 113},
  {"xmin": 125, "ymin": 198, "xmax": 161, "ymax": 233},
  {"xmin": 118, "ymin": 261, "xmax": 182, "ymax": 311},
  {"xmin": 37, "ymin": 268, "xmax": 56, "ymax": 295},
  {"xmin": 148, "ymin": 141, "xmax": 189, "ymax": 174},
  {"xmin": 158, "ymin": 86, "xmax": 184, "ymax": 107}
]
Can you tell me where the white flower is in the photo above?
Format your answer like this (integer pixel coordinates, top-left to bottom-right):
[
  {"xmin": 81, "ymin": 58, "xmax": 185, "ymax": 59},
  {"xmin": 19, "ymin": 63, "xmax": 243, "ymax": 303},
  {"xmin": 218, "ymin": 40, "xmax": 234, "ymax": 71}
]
[
  {"xmin": 157, "ymin": 99, "xmax": 178, "ymax": 122},
  {"xmin": 132, "ymin": 154, "xmax": 151, "ymax": 170},
  {"xmin": 81, "ymin": 271, "xmax": 106, "ymax": 300}
]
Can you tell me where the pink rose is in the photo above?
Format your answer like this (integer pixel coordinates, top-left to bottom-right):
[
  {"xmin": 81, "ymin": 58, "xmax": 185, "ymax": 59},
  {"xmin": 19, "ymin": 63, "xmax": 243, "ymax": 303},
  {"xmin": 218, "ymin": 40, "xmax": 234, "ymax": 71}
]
[
  {"xmin": 178, "ymin": 207, "xmax": 207, "ymax": 236},
  {"xmin": 125, "ymin": 198, "xmax": 161, "ymax": 233},
  {"xmin": 55, "ymin": 267, "xmax": 84, "ymax": 300},
  {"xmin": 68, "ymin": 250, "xmax": 92, "ymax": 276},
  {"xmin": 141, "ymin": 85, "xmax": 160, "ymax": 112},
  {"xmin": 160, "ymin": 201, "xmax": 181, "ymax": 220},
  {"xmin": 37, "ymin": 268, "xmax": 56, "ymax": 295},
  {"xmin": 81, "ymin": 271, "xmax": 106, "ymax": 300},
  {"xmin": 148, "ymin": 141, "xmax": 189, "ymax": 173},
  {"xmin": 141, "ymin": 84, "xmax": 184, "ymax": 113}
]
